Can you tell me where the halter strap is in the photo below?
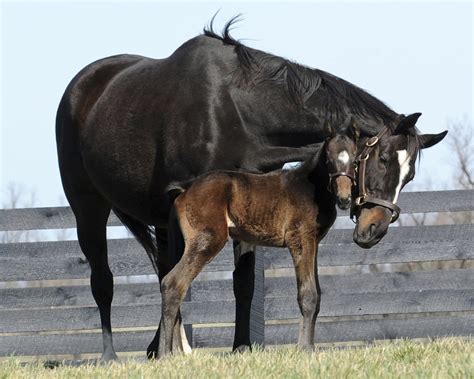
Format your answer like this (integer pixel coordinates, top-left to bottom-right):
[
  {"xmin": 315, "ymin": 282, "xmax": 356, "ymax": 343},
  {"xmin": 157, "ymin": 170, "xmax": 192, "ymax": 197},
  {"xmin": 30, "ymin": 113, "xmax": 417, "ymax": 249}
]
[
  {"xmin": 352, "ymin": 127, "xmax": 401, "ymax": 223},
  {"xmin": 328, "ymin": 171, "xmax": 355, "ymax": 182}
]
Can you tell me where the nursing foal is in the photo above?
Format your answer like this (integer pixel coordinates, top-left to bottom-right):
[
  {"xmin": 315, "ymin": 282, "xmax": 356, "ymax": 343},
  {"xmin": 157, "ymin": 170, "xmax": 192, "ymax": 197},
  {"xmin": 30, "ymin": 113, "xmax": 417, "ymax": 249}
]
[{"xmin": 158, "ymin": 134, "xmax": 356, "ymax": 357}]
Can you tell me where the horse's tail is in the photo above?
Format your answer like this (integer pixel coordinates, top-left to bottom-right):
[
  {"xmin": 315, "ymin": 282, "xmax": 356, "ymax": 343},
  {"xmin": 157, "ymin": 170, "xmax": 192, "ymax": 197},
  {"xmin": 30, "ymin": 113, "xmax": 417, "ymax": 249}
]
[{"xmin": 112, "ymin": 207, "xmax": 159, "ymax": 274}]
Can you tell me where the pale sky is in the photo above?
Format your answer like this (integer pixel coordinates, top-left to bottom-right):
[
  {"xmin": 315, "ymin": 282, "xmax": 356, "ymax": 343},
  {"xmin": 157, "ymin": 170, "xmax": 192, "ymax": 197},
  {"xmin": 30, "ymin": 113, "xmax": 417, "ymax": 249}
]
[{"xmin": 1, "ymin": 1, "xmax": 472, "ymax": 207}]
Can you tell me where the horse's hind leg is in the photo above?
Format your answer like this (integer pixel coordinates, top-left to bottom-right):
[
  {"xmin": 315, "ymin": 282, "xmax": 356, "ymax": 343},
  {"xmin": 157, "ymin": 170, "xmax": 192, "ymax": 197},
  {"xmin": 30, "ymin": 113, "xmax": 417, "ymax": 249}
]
[
  {"xmin": 232, "ymin": 240, "xmax": 256, "ymax": 352},
  {"xmin": 76, "ymin": 199, "xmax": 116, "ymax": 361},
  {"xmin": 59, "ymin": 160, "xmax": 116, "ymax": 360}
]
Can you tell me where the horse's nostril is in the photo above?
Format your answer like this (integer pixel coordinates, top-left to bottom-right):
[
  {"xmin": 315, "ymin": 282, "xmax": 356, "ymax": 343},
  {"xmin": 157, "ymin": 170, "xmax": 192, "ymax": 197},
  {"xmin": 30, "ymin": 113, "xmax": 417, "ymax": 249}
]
[{"xmin": 369, "ymin": 223, "xmax": 376, "ymax": 236}]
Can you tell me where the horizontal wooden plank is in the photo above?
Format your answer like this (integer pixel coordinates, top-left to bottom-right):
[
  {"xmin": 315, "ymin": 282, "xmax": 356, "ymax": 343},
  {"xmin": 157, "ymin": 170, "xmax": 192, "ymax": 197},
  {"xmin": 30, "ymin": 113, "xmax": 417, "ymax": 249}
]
[
  {"xmin": 2, "ymin": 313, "xmax": 472, "ymax": 357},
  {"xmin": 0, "ymin": 239, "xmax": 236, "ymax": 281},
  {"xmin": 0, "ymin": 279, "xmax": 237, "ymax": 310},
  {"xmin": 0, "ymin": 207, "xmax": 121, "ymax": 231},
  {"xmin": 265, "ymin": 289, "xmax": 474, "ymax": 320},
  {"xmin": 396, "ymin": 190, "xmax": 474, "ymax": 213},
  {"xmin": 1, "ymin": 191, "xmax": 471, "ymax": 232},
  {"xmin": 336, "ymin": 190, "xmax": 474, "ymax": 217},
  {"xmin": 3, "ymin": 269, "xmax": 473, "ymax": 310},
  {"xmin": 265, "ymin": 225, "xmax": 474, "ymax": 269},
  {"xmin": 266, "ymin": 269, "xmax": 474, "ymax": 298},
  {"xmin": 0, "ymin": 330, "xmax": 152, "ymax": 357},
  {"xmin": 193, "ymin": 314, "xmax": 474, "ymax": 348},
  {"xmin": 0, "ymin": 299, "xmax": 237, "ymax": 333},
  {"xmin": 2, "ymin": 286, "xmax": 473, "ymax": 334},
  {"xmin": 265, "ymin": 314, "xmax": 474, "ymax": 345},
  {"xmin": 1, "ymin": 225, "xmax": 472, "ymax": 282}
]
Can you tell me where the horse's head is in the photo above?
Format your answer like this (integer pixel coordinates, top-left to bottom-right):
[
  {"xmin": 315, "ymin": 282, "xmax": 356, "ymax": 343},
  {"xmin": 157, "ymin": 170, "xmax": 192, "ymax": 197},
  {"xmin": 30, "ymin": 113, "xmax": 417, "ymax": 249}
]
[
  {"xmin": 352, "ymin": 113, "xmax": 447, "ymax": 248},
  {"xmin": 325, "ymin": 131, "xmax": 357, "ymax": 210}
]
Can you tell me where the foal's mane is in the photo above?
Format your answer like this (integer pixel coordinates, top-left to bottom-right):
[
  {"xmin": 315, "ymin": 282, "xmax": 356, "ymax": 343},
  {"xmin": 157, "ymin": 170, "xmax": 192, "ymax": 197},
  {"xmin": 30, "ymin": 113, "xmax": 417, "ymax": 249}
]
[{"xmin": 203, "ymin": 17, "xmax": 399, "ymax": 130}]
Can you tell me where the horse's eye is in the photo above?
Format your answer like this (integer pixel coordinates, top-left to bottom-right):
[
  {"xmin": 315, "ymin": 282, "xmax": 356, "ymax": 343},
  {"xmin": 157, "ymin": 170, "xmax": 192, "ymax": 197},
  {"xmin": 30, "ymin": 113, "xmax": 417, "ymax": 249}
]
[{"xmin": 380, "ymin": 154, "xmax": 389, "ymax": 163}]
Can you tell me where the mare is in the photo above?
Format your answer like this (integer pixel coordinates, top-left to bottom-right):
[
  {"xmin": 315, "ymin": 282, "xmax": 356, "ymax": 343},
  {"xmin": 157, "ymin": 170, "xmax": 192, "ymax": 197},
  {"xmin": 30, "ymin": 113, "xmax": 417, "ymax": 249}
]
[
  {"xmin": 160, "ymin": 134, "xmax": 357, "ymax": 357},
  {"xmin": 55, "ymin": 18, "xmax": 447, "ymax": 360}
]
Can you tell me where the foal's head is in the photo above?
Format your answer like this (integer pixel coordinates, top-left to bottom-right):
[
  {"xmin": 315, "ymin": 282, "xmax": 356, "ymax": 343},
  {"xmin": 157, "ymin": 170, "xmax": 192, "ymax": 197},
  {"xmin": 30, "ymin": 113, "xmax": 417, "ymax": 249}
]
[{"xmin": 325, "ymin": 133, "xmax": 357, "ymax": 210}]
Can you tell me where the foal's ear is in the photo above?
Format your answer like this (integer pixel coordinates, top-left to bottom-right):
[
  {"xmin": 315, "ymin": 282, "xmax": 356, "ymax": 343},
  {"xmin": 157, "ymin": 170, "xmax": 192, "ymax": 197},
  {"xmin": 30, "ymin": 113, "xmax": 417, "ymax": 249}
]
[
  {"xmin": 419, "ymin": 130, "xmax": 448, "ymax": 149},
  {"xmin": 395, "ymin": 112, "xmax": 422, "ymax": 134},
  {"xmin": 315, "ymin": 141, "xmax": 327, "ymax": 161}
]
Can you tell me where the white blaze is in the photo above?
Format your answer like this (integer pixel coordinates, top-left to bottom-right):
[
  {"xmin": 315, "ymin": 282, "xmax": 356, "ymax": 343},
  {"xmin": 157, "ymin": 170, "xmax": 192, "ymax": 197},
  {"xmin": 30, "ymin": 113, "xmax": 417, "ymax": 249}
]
[
  {"xmin": 393, "ymin": 150, "xmax": 410, "ymax": 203},
  {"xmin": 337, "ymin": 151, "xmax": 349, "ymax": 164},
  {"xmin": 282, "ymin": 161, "xmax": 302, "ymax": 170}
]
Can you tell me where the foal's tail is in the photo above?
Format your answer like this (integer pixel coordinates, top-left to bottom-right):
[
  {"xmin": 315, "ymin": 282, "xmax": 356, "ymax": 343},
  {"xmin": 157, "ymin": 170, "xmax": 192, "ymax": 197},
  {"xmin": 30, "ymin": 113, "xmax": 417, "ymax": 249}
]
[{"xmin": 165, "ymin": 182, "xmax": 189, "ymax": 203}]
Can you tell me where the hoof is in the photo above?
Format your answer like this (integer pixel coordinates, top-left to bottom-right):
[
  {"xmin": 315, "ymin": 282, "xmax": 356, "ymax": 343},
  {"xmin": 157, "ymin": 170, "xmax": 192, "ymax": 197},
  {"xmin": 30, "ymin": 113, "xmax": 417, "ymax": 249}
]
[
  {"xmin": 147, "ymin": 349, "xmax": 158, "ymax": 360},
  {"xmin": 100, "ymin": 352, "xmax": 119, "ymax": 363},
  {"xmin": 233, "ymin": 344, "xmax": 252, "ymax": 354},
  {"xmin": 297, "ymin": 344, "xmax": 315, "ymax": 352}
]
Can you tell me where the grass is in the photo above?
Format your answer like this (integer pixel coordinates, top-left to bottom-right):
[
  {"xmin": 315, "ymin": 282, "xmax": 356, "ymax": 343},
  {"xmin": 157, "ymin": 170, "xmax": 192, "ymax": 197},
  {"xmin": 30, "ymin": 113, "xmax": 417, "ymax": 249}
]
[{"xmin": 0, "ymin": 338, "xmax": 472, "ymax": 379}]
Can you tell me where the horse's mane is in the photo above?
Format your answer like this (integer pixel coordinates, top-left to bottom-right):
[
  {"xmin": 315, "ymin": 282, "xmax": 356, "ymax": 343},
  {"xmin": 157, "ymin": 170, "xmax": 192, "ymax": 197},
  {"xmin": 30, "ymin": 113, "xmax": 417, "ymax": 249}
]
[{"xmin": 203, "ymin": 17, "xmax": 399, "ymax": 131}]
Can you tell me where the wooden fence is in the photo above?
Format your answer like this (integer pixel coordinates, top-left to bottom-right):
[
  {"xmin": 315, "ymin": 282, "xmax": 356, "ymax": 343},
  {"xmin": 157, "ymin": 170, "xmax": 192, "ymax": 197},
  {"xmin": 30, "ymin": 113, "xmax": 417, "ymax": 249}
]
[{"xmin": 0, "ymin": 190, "xmax": 472, "ymax": 360}]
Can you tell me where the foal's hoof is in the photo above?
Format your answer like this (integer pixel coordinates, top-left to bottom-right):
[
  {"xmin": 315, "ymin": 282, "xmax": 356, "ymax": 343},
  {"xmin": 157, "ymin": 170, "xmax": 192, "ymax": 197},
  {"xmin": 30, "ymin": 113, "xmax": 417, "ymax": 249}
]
[
  {"xmin": 100, "ymin": 352, "xmax": 119, "ymax": 362},
  {"xmin": 297, "ymin": 344, "xmax": 315, "ymax": 353},
  {"xmin": 233, "ymin": 344, "xmax": 252, "ymax": 354}
]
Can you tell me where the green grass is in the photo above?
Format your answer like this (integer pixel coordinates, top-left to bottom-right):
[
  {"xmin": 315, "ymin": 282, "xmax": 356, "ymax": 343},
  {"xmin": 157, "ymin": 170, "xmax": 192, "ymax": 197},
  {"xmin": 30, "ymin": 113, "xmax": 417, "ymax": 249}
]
[{"xmin": 1, "ymin": 338, "xmax": 472, "ymax": 379}]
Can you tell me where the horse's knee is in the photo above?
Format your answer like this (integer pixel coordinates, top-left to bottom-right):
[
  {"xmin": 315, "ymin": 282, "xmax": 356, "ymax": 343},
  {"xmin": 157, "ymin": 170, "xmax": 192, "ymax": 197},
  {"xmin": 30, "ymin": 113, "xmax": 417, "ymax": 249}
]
[{"xmin": 298, "ymin": 284, "xmax": 319, "ymax": 317}]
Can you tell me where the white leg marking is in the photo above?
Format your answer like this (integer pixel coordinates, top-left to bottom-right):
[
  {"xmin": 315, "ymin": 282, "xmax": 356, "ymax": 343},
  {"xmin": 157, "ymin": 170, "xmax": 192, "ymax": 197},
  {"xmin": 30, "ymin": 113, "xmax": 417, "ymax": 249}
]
[
  {"xmin": 180, "ymin": 323, "xmax": 193, "ymax": 354},
  {"xmin": 226, "ymin": 213, "xmax": 235, "ymax": 227},
  {"xmin": 337, "ymin": 151, "xmax": 349, "ymax": 164},
  {"xmin": 393, "ymin": 150, "xmax": 410, "ymax": 203}
]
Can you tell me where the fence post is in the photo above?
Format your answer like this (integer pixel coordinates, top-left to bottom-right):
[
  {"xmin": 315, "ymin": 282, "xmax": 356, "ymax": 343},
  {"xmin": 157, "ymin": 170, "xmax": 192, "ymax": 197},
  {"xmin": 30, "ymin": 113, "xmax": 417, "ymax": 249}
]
[{"xmin": 250, "ymin": 250, "xmax": 265, "ymax": 346}]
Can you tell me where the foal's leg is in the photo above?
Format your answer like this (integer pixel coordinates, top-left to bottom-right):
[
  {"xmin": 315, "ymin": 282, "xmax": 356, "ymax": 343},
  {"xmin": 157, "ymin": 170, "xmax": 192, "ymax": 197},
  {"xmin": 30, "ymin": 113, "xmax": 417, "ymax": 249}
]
[
  {"xmin": 146, "ymin": 226, "xmax": 191, "ymax": 359},
  {"xmin": 158, "ymin": 231, "xmax": 227, "ymax": 358},
  {"xmin": 288, "ymin": 236, "xmax": 319, "ymax": 351},
  {"xmin": 232, "ymin": 240, "xmax": 256, "ymax": 352}
]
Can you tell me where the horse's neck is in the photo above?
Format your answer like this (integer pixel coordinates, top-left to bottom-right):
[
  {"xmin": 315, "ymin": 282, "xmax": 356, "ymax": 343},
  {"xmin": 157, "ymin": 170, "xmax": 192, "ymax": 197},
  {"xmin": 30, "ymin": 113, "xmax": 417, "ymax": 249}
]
[{"xmin": 289, "ymin": 151, "xmax": 329, "ymax": 190}]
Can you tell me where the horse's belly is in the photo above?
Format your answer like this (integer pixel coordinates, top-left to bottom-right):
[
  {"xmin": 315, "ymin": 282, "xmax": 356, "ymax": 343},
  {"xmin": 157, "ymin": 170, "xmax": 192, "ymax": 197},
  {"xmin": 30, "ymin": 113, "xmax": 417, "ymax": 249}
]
[{"xmin": 229, "ymin": 226, "xmax": 286, "ymax": 248}]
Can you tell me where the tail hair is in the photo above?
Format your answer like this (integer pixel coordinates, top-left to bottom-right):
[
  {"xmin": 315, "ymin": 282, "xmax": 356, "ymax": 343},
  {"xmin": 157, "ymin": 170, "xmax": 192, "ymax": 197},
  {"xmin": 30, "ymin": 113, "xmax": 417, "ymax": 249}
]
[
  {"xmin": 112, "ymin": 207, "xmax": 159, "ymax": 274},
  {"xmin": 165, "ymin": 182, "xmax": 187, "ymax": 203}
]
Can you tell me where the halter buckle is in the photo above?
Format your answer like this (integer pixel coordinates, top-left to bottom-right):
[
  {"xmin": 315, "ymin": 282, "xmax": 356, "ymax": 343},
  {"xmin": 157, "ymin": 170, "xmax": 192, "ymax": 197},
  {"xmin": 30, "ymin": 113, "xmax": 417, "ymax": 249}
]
[
  {"xmin": 366, "ymin": 136, "xmax": 379, "ymax": 147},
  {"xmin": 354, "ymin": 195, "xmax": 366, "ymax": 206}
]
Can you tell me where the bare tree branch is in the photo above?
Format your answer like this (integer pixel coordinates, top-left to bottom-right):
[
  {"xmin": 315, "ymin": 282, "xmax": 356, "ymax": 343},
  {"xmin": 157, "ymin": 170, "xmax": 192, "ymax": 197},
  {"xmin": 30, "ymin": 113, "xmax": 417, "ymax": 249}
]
[{"xmin": 448, "ymin": 117, "xmax": 473, "ymax": 190}]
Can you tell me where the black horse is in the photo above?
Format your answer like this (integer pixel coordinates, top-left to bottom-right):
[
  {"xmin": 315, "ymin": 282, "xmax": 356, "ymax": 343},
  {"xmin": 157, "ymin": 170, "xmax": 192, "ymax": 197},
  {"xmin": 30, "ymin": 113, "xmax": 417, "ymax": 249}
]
[{"xmin": 56, "ymin": 19, "xmax": 447, "ymax": 360}]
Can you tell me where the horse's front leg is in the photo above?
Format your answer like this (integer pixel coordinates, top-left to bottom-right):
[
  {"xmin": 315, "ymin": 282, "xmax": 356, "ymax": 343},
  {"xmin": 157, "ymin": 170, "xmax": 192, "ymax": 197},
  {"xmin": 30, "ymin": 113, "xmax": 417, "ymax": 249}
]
[
  {"xmin": 288, "ymin": 234, "xmax": 320, "ymax": 351},
  {"xmin": 232, "ymin": 240, "xmax": 256, "ymax": 352}
]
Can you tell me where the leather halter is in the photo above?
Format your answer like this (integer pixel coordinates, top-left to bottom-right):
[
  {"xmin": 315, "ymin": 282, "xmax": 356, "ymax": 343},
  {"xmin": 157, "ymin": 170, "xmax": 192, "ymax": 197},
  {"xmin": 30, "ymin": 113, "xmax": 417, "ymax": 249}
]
[
  {"xmin": 328, "ymin": 171, "xmax": 355, "ymax": 189},
  {"xmin": 351, "ymin": 127, "xmax": 401, "ymax": 223}
]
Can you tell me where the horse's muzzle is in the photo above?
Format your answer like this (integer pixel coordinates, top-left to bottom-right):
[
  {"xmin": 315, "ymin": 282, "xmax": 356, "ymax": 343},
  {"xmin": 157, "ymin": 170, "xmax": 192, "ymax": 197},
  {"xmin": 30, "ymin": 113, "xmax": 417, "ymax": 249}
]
[
  {"xmin": 352, "ymin": 206, "xmax": 391, "ymax": 248},
  {"xmin": 337, "ymin": 196, "xmax": 352, "ymax": 210}
]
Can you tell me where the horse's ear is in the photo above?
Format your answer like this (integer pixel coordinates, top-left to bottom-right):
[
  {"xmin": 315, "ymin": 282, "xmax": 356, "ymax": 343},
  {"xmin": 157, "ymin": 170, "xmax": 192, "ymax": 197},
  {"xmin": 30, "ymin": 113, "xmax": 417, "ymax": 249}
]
[
  {"xmin": 395, "ymin": 112, "xmax": 422, "ymax": 134},
  {"xmin": 419, "ymin": 130, "xmax": 448, "ymax": 149},
  {"xmin": 312, "ymin": 142, "xmax": 326, "ymax": 165}
]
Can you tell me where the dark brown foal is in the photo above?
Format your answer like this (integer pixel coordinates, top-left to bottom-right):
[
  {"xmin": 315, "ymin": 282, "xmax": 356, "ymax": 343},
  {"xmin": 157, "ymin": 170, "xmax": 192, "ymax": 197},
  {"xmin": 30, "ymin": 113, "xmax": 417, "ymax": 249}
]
[{"xmin": 158, "ymin": 135, "xmax": 356, "ymax": 357}]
